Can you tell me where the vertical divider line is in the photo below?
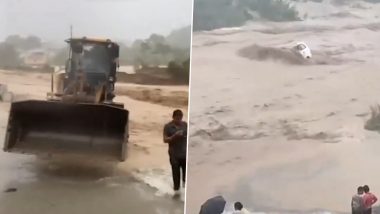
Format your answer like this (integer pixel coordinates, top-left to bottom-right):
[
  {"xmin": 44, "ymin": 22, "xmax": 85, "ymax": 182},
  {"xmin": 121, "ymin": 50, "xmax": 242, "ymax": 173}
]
[{"xmin": 184, "ymin": 0, "xmax": 195, "ymax": 212}]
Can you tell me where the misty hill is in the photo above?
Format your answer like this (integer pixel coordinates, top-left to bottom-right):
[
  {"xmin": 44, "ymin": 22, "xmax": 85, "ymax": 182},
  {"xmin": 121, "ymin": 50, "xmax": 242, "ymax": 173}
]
[
  {"xmin": 0, "ymin": 27, "xmax": 190, "ymax": 83},
  {"xmin": 4, "ymin": 35, "xmax": 42, "ymax": 51},
  {"xmin": 116, "ymin": 25, "xmax": 190, "ymax": 67},
  {"xmin": 0, "ymin": 24, "xmax": 191, "ymax": 67},
  {"xmin": 193, "ymin": 0, "xmax": 301, "ymax": 31},
  {"xmin": 166, "ymin": 25, "xmax": 191, "ymax": 49},
  {"xmin": 193, "ymin": 0, "xmax": 380, "ymax": 31}
]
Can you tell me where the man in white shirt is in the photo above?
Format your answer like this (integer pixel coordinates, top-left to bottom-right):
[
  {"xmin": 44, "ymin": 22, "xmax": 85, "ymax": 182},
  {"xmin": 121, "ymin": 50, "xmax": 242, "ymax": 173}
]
[
  {"xmin": 232, "ymin": 202, "xmax": 250, "ymax": 214},
  {"xmin": 352, "ymin": 186, "xmax": 365, "ymax": 214}
]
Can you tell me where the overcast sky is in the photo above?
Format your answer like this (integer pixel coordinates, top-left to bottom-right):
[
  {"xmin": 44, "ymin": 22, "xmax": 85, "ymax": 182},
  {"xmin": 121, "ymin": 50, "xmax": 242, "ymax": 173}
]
[{"xmin": 0, "ymin": 0, "xmax": 192, "ymax": 43}]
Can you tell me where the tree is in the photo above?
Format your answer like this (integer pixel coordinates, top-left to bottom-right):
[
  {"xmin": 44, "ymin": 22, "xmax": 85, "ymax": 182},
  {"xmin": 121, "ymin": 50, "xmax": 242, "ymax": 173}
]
[
  {"xmin": 0, "ymin": 42, "xmax": 20, "ymax": 67},
  {"xmin": 167, "ymin": 58, "xmax": 190, "ymax": 83},
  {"xmin": 4, "ymin": 34, "xmax": 42, "ymax": 50},
  {"xmin": 147, "ymin": 34, "xmax": 166, "ymax": 45},
  {"xmin": 5, "ymin": 35, "xmax": 23, "ymax": 47},
  {"xmin": 24, "ymin": 35, "xmax": 42, "ymax": 50},
  {"xmin": 154, "ymin": 43, "xmax": 172, "ymax": 55}
]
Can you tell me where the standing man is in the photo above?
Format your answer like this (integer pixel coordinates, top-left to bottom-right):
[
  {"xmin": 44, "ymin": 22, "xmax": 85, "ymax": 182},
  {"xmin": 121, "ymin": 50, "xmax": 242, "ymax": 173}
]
[
  {"xmin": 352, "ymin": 186, "xmax": 365, "ymax": 214},
  {"xmin": 363, "ymin": 185, "xmax": 378, "ymax": 214},
  {"xmin": 163, "ymin": 109, "xmax": 187, "ymax": 197}
]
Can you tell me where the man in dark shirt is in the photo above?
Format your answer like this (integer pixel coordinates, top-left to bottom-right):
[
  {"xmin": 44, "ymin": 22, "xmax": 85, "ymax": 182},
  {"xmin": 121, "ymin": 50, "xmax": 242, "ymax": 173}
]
[{"xmin": 163, "ymin": 109, "xmax": 187, "ymax": 197}]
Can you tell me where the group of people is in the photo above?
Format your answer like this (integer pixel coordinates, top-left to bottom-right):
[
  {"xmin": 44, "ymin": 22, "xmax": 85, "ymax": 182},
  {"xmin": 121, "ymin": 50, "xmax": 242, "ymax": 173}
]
[
  {"xmin": 351, "ymin": 185, "xmax": 378, "ymax": 214},
  {"xmin": 163, "ymin": 109, "xmax": 187, "ymax": 198},
  {"xmin": 199, "ymin": 195, "xmax": 251, "ymax": 214},
  {"xmin": 199, "ymin": 189, "xmax": 378, "ymax": 214}
]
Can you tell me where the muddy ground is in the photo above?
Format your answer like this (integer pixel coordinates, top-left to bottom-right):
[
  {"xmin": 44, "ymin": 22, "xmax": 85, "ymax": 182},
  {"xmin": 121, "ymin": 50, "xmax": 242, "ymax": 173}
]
[
  {"xmin": 0, "ymin": 69, "xmax": 188, "ymax": 214},
  {"xmin": 187, "ymin": 1, "xmax": 380, "ymax": 214}
]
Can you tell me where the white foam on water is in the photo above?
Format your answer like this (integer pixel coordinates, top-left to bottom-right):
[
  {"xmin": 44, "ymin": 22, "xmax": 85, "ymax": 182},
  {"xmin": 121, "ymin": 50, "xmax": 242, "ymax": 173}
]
[
  {"xmin": 218, "ymin": 27, "xmax": 242, "ymax": 31},
  {"xmin": 221, "ymin": 203, "xmax": 335, "ymax": 214},
  {"xmin": 132, "ymin": 168, "xmax": 185, "ymax": 202},
  {"xmin": 335, "ymin": 123, "xmax": 365, "ymax": 143},
  {"xmin": 222, "ymin": 211, "xmax": 333, "ymax": 214}
]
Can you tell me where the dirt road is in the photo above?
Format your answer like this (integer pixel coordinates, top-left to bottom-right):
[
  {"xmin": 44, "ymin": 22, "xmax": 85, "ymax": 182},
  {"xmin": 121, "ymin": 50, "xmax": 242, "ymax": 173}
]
[
  {"xmin": 187, "ymin": 1, "xmax": 380, "ymax": 213},
  {"xmin": 0, "ymin": 69, "xmax": 188, "ymax": 214}
]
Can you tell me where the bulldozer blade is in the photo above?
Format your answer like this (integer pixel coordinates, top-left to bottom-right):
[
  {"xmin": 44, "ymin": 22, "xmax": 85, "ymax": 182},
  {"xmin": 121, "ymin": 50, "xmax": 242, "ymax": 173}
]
[{"xmin": 3, "ymin": 100, "xmax": 129, "ymax": 161}]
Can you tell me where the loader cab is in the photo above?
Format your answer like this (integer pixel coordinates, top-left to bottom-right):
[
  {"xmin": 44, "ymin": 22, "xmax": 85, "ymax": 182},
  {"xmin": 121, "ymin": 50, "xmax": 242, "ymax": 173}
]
[
  {"xmin": 64, "ymin": 38, "xmax": 120, "ymax": 101},
  {"xmin": 66, "ymin": 38, "xmax": 119, "ymax": 76}
]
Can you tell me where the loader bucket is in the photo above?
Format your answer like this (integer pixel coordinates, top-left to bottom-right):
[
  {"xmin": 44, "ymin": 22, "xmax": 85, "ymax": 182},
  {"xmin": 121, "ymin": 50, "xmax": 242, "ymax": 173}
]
[{"xmin": 3, "ymin": 100, "xmax": 129, "ymax": 161}]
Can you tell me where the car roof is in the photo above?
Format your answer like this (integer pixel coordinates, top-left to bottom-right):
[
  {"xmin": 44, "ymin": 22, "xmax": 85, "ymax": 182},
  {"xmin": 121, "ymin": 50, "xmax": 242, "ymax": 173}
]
[{"xmin": 296, "ymin": 42, "xmax": 308, "ymax": 46}]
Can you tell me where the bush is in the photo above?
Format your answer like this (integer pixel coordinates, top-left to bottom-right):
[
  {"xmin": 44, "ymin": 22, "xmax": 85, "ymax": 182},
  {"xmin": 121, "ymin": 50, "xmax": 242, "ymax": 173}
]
[
  {"xmin": 167, "ymin": 58, "xmax": 190, "ymax": 83},
  {"xmin": 365, "ymin": 105, "xmax": 380, "ymax": 131}
]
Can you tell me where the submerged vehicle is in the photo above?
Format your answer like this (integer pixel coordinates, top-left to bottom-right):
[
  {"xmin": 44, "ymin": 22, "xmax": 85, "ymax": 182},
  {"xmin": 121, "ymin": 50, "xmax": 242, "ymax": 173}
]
[
  {"xmin": 3, "ymin": 37, "xmax": 129, "ymax": 161},
  {"xmin": 293, "ymin": 42, "xmax": 312, "ymax": 59}
]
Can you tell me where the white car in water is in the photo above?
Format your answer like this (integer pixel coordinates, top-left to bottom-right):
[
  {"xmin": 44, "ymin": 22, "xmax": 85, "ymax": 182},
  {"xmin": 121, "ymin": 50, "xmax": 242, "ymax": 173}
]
[{"xmin": 293, "ymin": 42, "xmax": 312, "ymax": 59}]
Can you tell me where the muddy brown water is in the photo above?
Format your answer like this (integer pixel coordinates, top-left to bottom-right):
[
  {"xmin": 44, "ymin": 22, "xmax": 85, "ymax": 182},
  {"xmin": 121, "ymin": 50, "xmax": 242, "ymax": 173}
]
[
  {"xmin": 0, "ymin": 153, "xmax": 184, "ymax": 214},
  {"xmin": 187, "ymin": 2, "xmax": 380, "ymax": 213},
  {"xmin": 0, "ymin": 107, "xmax": 184, "ymax": 214}
]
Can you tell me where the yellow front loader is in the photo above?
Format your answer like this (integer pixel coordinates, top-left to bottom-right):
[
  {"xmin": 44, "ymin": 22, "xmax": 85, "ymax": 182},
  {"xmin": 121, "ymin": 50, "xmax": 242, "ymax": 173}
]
[{"xmin": 4, "ymin": 38, "xmax": 129, "ymax": 161}]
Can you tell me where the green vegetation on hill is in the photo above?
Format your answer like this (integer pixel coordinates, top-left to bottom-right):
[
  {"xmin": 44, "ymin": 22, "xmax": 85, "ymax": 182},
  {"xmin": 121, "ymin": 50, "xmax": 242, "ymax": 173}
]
[
  {"xmin": 166, "ymin": 25, "xmax": 192, "ymax": 49},
  {"xmin": 193, "ymin": 0, "xmax": 300, "ymax": 31},
  {"xmin": 293, "ymin": 0, "xmax": 380, "ymax": 5},
  {"xmin": 119, "ymin": 32, "xmax": 189, "ymax": 67},
  {"xmin": 0, "ymin": 27, "xmax": 190, "ymax": 83},
  {"xmin": 364, "ymin": 0, "xmax": 380, "ymax": 3},
  {"xmin": 118, "ymin": 26, "xmax": 190, "ymax": 67},
  {"xmin": 49, "ymin": 26, "xmax": 191, "ymax": 68}
]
